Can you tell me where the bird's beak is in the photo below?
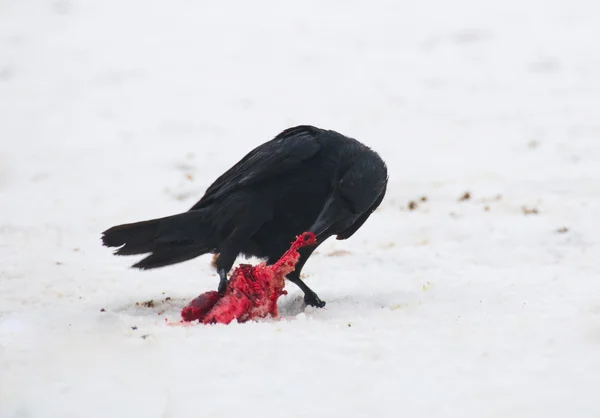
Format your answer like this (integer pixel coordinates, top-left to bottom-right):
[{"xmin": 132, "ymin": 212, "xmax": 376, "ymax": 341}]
[
  {"xmin": 309, "ymin": 216, "xmax": 334, "ymax": 240},
  {"xmin": 308, "ymin": 198, "xmax": 338, "ymax": 240}
]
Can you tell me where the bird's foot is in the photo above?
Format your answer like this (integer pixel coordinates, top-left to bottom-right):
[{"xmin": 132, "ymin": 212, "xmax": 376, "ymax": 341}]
[
  {"xmin": 217, "ymin": 269, "xmax": 229, "ymax": 295},
  {"xmin": 304, "ymin": 292, "xmax": 326, "ymax": 308}
]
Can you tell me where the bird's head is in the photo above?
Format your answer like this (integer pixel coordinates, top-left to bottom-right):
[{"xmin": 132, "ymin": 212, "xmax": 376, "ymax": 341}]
[{"xmin": 309, "ymin": 154, "xmax": 388, "ymax": 240}]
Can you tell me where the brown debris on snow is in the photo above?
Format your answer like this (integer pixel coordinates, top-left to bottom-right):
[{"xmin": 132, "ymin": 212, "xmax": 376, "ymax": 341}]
[
  {"xmin": 137, "ymin": 300, "xmax": 155, "ymax": 308},
  {"xmin": 327, "ymin": 250, "xmax": 352, "ymax": 257},
  {"xmin": 522, "ymin": 206, "xmax": 539, "ymax": 215}
]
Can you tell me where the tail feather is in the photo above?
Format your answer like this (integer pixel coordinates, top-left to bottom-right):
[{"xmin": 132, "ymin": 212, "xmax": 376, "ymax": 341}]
[
  {"xmin": 101, "ymin": 210, "xmax": 213, "ymax": 269},
  {"xmin": 102, "ymin": 218, "xmax": 165, "ymax": 255},
  {"xmin": 132, "ymin": 245, "xmax": 211, "ymax": 270}
]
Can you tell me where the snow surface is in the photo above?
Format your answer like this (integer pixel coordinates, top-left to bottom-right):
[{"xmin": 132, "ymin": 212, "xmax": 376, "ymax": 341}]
[{"xmin": 1, "ymin": 0, "xmax": 600, "ymax": 417}]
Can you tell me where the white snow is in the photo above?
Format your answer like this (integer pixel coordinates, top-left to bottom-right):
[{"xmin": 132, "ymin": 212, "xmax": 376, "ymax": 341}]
[{"xmin": 1, "ymin": 0, "xmax": 600, "ymax": 416}]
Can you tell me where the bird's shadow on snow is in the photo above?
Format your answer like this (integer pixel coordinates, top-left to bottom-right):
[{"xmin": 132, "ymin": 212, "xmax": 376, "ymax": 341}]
[
  {"xmin": 277, "ymin": 289, "xmax": 416, "ymax": 319},
  {"xmin": 277, "ymin": 294, "xmax": 308, "ymax": 317}
]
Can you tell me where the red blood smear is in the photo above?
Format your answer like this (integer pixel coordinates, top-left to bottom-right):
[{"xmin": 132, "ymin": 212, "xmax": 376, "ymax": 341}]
[{"xmin": 180, "ymin": 232, "xmax": 316, "ymax": 325}]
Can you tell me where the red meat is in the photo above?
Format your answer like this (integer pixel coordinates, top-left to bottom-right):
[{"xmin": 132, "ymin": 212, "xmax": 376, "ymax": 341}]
[{"xmin": 181, "ymin": 232, "xmax": 316, "ymax": 324}]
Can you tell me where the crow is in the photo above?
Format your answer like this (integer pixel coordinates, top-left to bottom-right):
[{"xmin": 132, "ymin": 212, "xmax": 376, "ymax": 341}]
[{"xmin": 101, "ymin": 125, "xmax": 388, "ymax": 307}]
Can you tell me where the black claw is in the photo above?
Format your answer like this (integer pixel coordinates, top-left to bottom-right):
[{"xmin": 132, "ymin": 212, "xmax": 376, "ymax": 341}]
[{"xmin": 304, "ymin": 292, "xmax": 326, "ymax": 308}]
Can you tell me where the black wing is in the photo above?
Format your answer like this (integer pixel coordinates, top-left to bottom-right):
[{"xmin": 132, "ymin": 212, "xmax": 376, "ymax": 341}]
[{"xmin": 190, "ymin": 125, "xmax": 322, "ymax": 210}]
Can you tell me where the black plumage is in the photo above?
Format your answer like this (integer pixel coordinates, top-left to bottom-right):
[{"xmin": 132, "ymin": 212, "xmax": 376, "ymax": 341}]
[{"xmin": 101, "ymin": 125, "xmax": 388, "ymax": 307}]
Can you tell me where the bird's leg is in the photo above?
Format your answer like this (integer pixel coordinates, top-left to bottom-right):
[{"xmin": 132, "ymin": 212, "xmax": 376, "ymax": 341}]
[
  {"xmin": 215, "ymin": 246, "xmax": 239, "ymax": 295},
  {"xmin": 217, "ymin": 268, "xmax": 229, "ymax": 294},
  {"xmin": 282, "ymin": 242, "xmax": 326, "ymax": 308},
  {"xmin": 214, "ymin": 217, "xmax": 266, "ymax": 295},
  {"xmin": 214, "ymin": 235, "xmax": 243, "ymax": 295},
  {"xmin": 286, "ymin": 272, "xmax": 325, "ymax": 308}
]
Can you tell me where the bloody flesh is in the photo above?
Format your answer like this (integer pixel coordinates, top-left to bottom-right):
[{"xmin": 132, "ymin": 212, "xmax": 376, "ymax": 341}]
[{"xmin": 181, "ymin": 232, "xmax": 316, "ymax": 324}]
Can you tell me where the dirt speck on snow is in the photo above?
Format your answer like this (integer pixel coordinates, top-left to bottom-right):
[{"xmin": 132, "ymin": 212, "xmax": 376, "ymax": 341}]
[
  {"xmin": 137, "ymin": 300, "xmax": 155, "ymax": 308},
  {"xmin": 327, "ymin": 250, "xmax": 352, "ymax": 257},
  {"xmin": 458, "ymin": 192, "xmax": 471, "ymax": 201},
  {"xmin": 522, "ymin": 206, "xmax": 539, "ymax": 215}
]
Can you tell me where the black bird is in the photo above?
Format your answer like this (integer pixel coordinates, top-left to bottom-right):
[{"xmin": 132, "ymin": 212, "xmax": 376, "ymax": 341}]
[{"xmin": 101, "ymin": 125, "xmax": 388, "ymax": 307}]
